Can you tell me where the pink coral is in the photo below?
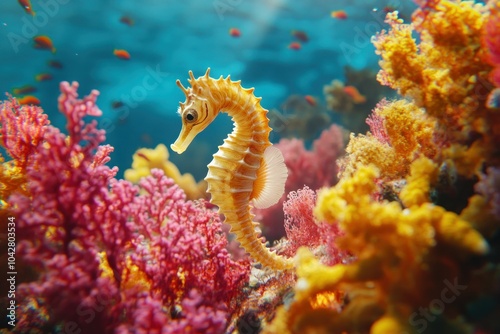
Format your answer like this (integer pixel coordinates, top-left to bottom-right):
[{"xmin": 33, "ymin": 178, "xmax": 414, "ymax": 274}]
[
  {"xmin": 283, "ymin": 186, "xmax": 348, "ymax": 265},
  {"xmin": 0, "ymin": 98, "xmax": 49, "ymax": 168},
  {"xmin": 256, "ymin": 124, "xmax": 344, "ymax": 241},
  {"xmin": 283, "ymin": 186, "xmax": 321, "ymax": 253},
  {"xmin": 3, "ymin": 81, "xmax": 250, "ymax": 332},
  {"xmin": 482, "ymin": 1, "xmax": 500, "ymax": 87},
  {"xmin": 365, "ymin": 99, "xmax": 391, "ymax": 145}
]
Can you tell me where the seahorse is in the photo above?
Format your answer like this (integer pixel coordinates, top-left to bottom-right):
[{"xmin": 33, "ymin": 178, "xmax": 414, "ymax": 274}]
[{"xmin": 171, "ymin": 68, "xmax": 293, "ymax": 271}]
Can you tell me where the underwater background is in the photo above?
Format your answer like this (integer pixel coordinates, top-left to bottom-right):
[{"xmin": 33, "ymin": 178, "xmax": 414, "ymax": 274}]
[
  {"xmin": 1, "ymin": 0, "xmax": 414, "ymax": 180},
  {"xmin": 1, "ymin": 0, "xmax": 500, "ymax": 333}
]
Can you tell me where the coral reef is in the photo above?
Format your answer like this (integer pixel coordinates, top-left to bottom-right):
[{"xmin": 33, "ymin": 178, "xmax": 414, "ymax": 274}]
[
  {"xmin": 2, "ymin": 1, "xmax": 500, "ymax": 332},
  {"xmin": 267, "ymin": 160, "xmax": 492, "ymax": 333},
  {"xmin": 1, "ymin": 82, "xmax": 250, "ymax": 332},
  {"xmin": 124, "ymin": 143, "xmax": 207, "ymax": 200},
  {"xmin": 267, "ymin": 1, "xmax": 500, "ymax": 333},
  {"xmin": 374, "ymin": 3, "xmax": 500, "ymax": 153}
]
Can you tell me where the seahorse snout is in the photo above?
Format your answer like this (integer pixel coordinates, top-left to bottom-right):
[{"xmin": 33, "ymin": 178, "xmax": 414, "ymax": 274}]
[{"xmin": 171, "ymin": 126, "xmax": 195, "ymax": 154}]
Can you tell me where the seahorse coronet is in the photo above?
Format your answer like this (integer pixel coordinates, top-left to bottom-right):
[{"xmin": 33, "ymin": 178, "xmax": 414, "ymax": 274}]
[{"xmin": 172, "ymin": 68, "xmax": 293, "ymax": 271}]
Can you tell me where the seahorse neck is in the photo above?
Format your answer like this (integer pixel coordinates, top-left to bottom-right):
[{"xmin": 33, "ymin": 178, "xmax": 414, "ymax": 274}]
[{"xmin": 215, "ymin": 82, "xmax": 270, "ymax": 141}]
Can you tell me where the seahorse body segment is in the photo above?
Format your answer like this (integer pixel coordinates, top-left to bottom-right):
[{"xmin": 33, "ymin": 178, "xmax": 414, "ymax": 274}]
[{"xmin": 171, "ymin": 68, "xmax": 293, "ymax": 270}]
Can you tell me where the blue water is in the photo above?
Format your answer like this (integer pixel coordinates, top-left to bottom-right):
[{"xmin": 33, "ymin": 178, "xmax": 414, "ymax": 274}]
[{"xmin": 0, "ymin": 0, "xmax": 416, "ymax": 180}]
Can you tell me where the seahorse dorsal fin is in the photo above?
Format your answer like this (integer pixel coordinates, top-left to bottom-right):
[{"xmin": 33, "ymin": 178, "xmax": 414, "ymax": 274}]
[{"xmin": 251, "ymin": 146, "xmax": 288, "ymax": 209}]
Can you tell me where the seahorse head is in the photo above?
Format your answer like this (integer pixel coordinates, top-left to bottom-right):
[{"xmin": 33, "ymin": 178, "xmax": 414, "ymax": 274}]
[{"xmin": 171, "ymin": 68, "xmax": 219, "ymax": 154}]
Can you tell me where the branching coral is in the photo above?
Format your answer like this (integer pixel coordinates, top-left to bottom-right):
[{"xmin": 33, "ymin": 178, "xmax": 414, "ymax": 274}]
[
  {"xmin": 340, "ymin": 99, "xmax": 437, "ymax": 180},
  {"xmin": 124, "ymin": 143, "xmax": 207, "ymax": 200},
  {"xmin": 282, "ymin": 186, "xmax": 347, "ymax": 266},
  {"xmin": 373, "ymin": 2, "xmax": 500, "ymax": 176},
  {"xmin": 0, "ymin": 99, "xmax": 49, "ymax": 208},
  {"xmin": 2, "ymin": 82, "xmax": 250, "ymax": 333}
]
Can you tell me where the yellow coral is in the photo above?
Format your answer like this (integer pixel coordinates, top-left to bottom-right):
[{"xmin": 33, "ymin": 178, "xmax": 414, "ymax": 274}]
[
  {"xmin": 269, "ymin": 159, "xmax": 488, "ymax": 333},
  {"xmin": 399, "ymin": 156, "xmax": 439, "ymax": 207},
  {"xmin": 124, "ymin": 143, "xmax": 206, "ymax": 200},
  {"xmin": 268, "ymin": 3, "xmax": 500, "ymax": 333},
  {"xmin": 98, "ymin": 251, "xmax": 151, "ymax": 294},
  {"xmin": 0, "ymin": 155, "xmax": 29, "ymax": 213},
  {"xmin": 377, "ymin": 100, "xmax": 437, "ymax": 161},
  {"xmin": 374, "ymin": 2, "xmax": 491, "ymax": 137},
  {"xmin": 373, "ymin": 1, "xmax": 500, "ymax": 181},
  {"xmin": 443, "ymin": 141, "xmax": 487, "ymax": 178},
  {"xmin": 339, "ymin": 133, "xmax": 403, "ymax": 179},
  {"xmin": 340, "ymin": 100, "xmax": 437, "ymax": 180}
]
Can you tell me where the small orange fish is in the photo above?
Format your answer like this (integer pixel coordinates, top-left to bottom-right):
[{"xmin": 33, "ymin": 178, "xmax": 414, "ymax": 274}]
[
  {"xmin": 229, "ymin": 28, "xmax": 241, "ymax": 37},
  {"xmin": 47, "ymin": 60, "xmax": 63, "ymax": 69},
  {"xmin": 343, "ymin": 86, "xmax": 366, "ymax": 104},
  {"xmin": 18, "ymin": 95, "xmax": 40, "ymax": 106},
  {"xmin": 331, "ymin": 10, "xmax": 348, "ymax": 20},
  {"xmin": 288, "ymin": 42, "xmax": 301, "ymax": 50},
  {"xmin": 304, "ymin": 95, "xmax": 317, "ymax": 106},
  {"xmin": 120, "ymin": 16, "xmax": 134, "ymax": 26},
  {"xmin": 12, "ymin": 85, "xmax": 36, "ymax": 95},
  {"xmin": 113, "ymin": 49, "xmax": 131, "ymax": 60},
  {"xmin": 35, "ymin": 73, "xmax": 52, "ymax": 81},
  {"xmin": 34, "ymin": 35, "xmax": 56, "ymax": 53},
  {"xmin": 18, "ymin": 0, "xmax": 35, "ymax": 16},
  {"xmin": 291, "ymin": 30, "xmax": 308, "ymax": 42}
]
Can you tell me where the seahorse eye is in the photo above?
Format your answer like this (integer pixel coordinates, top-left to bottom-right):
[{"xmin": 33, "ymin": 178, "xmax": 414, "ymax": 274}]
[{"xmin": 184, "ymin": 109, "xmax": 198, "ymax": 123}]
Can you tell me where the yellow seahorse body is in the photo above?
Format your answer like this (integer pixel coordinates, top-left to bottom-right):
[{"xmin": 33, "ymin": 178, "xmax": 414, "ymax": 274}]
[{"xmin": 171, "ymin": 68, "xmax": 293, "ymax": 270}]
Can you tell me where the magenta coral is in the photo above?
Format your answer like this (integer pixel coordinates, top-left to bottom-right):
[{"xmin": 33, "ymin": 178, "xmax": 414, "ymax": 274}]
[
  {"xmin": 4, "ymin": 81, "xmax": 250, "ymax": 332},
  {"xmin": 125, "ymin": 169, "xmax": 250, "ymax": 320}
]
